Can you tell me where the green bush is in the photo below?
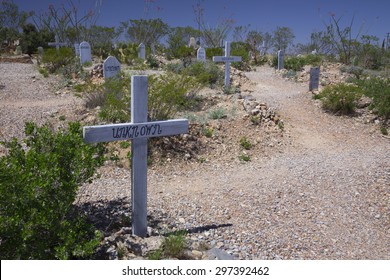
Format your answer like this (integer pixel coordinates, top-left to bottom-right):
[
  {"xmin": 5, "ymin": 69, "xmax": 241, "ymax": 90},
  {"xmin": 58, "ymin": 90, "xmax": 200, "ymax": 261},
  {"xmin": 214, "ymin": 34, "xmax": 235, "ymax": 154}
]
[
  {"xmin": 317, "ymin": 83, "xmax": 362, "ymax": 114},
  {"xmin": 42, "ymin": 47, "xmax": 75, "ymax": 74},
  {"xmin": 184, "ymin": 61, "xmax": 224, "ymax": 87},
  {"xmin": 98, "ymin": 76, "xmax": 130, "ymax": 123},
  {"xmin": 354, "ymin": 77, "xmax": 390, "ymax": 119},
  {"xmin": 206, "ymin": 47, "xmax": 223, "ymax": 59},
  {"xmin": 0, "ymin": 122, "xmax": 105, "ymax": 259},
  {"xmin": 148, "ymin": 73, "xmax": 201, "ymax": 120},
  {"xmin": 284, "ymin": 56, "xmax": 306, "ymax": 71},
  {"xmin": 166, "ymin": 60, "xmax": 223, "ymax": 88}
]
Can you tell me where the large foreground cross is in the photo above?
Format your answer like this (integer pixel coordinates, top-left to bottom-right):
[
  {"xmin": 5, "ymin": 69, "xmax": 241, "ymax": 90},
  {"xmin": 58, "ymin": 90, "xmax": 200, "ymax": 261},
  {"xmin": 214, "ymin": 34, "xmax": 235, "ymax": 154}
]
[
  {"xmin": 83, "ymin": 76, "xmax": 189, "ymax": 237},
  {"xmin": 213, "ymin": 41, "xmax": 242, "ymax": 88}
]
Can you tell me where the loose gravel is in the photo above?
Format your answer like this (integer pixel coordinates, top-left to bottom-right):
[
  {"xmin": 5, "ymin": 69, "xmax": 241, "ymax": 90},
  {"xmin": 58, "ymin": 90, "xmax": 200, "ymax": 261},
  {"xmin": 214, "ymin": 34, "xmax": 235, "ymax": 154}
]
[{"xmin": 1, "ymin": 62, "xmax": 389, "ymax": 259}]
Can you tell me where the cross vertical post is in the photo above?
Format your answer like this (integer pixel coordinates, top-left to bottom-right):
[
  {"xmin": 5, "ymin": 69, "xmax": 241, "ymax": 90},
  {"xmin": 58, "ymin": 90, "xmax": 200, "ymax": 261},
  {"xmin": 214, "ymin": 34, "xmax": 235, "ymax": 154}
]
[
  {"xmin": 212, "ymin": 41, "xmax": 242, "ymax": 88},
  {"xmin": 224, "ymin": 41, "xmax": 231, "ymax": 87},
  {"xmin": 82, "ymin": 76, "xmax": 189, "ymax": 238},
  {"xmin": 131, "ymin": 76, "xmax": 148, "ymax": 237}
]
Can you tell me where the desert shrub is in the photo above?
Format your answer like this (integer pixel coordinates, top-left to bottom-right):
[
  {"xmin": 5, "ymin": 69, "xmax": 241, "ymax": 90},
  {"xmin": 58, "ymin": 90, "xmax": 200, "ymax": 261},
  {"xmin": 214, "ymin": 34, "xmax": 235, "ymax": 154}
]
[
  {"xmin": 148, "ymin": 73, "xmax": 201, "ymax": 120},
  {"xmin": 206, "ymin": 47, "xmax": 223, "ymax": 59},
  {"xmin": 184, "ymin": 61, "xmax": 224, "ymax": 87},
  {"xmin": 0, "ymin": 122, "xmax": 105, "ymax": 259},
  {"xmin": 354, "ymin": 77, "xmax": 390, "ymax": 119},
  {"xmin": 284, "ymin": 56, "xmax": 306, "ymax": 71},
  {"xmin": 42, "ymin": 47, "xmax": 75, "ymax": 73},
  {"xmin": 166, "ymin": 60, "xmax": 223, "ymax": 87},
  {"xmin": 317, "ymin": 83, "xmax": 362, "ymax": 114},
  {"xmin": 99, "ymin": 76, "xmax": 130, "ymax": 123}
]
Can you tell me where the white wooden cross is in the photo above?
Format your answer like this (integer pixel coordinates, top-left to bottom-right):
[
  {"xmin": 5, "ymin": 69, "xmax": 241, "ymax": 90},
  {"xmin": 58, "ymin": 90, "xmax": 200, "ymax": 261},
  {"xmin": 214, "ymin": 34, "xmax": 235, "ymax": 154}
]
[
  {"xmin": 48, "ymin": 35, "xmax": 67, "ymax": 52},
  {"xmin": 213, "ymin": 41, "xmax": 242, "ymax": 88},
  {"xmin": 83, "ymin": 76, "xmax": 189, "ymax": 237}
]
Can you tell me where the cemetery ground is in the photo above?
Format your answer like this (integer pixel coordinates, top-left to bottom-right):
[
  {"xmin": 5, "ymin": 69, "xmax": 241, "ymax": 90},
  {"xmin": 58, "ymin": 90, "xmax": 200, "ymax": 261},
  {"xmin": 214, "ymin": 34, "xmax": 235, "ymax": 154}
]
[{"xmin": 0, "ymin": 60, "xmax": 389, "ymax": 260}]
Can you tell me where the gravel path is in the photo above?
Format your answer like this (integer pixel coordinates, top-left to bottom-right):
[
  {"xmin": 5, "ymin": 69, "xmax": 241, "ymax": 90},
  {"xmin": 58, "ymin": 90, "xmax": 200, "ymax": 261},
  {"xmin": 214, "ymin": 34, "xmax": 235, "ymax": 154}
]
[
  {"xmin": 1, "ymin": 62, "xmax": 388, "ymax": 259},
  {"xmin": 79, "ymin": 66, "xmax": 389, "ymax": 259}
]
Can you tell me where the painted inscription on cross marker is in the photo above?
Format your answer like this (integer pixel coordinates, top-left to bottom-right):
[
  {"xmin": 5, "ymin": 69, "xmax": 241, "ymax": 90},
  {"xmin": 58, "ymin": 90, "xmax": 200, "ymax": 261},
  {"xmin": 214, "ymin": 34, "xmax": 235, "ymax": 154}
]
[
  {"xmin": 212, "ymin": 41, "xmax": 242, "ymax": 87},
  {"xmin": 83, "ymin": 76, "xmax": 188, "ymax": 237}
]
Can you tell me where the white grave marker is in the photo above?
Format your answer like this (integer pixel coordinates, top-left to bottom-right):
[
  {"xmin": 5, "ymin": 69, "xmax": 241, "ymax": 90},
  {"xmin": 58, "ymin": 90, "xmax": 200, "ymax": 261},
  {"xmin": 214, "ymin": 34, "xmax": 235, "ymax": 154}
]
[
  {"xmin": 48, "ymin": 35, "xmax": 67, "ymax": 52},
  {"xmin": 83, "ymin": 76, "xmax": 189, "ymax": 237},
  {"xmin": 197, "ymin": 47, "xmax": 206, "ymax": 62},
  {"xmin": 277, "ymin": 50, "xmax": 284, "ymax": 70},
  {"xmin": 189, "ymin": 37, "xmax": 196, "ymax": 48},
  {"xmin": 103, "ymin": 56, "xmax": 121, "ymax": 79},
  {"xmin": 212, "ymin": 41, "xmax": 242, "ymax": 87},
  {"xmin": 74, "ymin": 43, "xmax": 80, "ymax": 56},
  {"xmin": 138, "ymin": 43, "xmax": 146, "ymax": 60},
  {"xmin": 80, "ymin": 41, "xmax": 92, "ymax": 64},
  {"xmin": 309, "ymin": 67, "xmax": 320, "ymax": 91}
]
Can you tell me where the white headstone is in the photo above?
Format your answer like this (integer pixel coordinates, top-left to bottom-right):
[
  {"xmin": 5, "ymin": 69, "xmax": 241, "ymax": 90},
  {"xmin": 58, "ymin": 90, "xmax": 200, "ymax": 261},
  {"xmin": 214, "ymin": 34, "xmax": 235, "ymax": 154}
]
[
  {"xmin": 83, "ymin": 76, "xmax": 189, "ymax": 237},
  {"xmin": 277, "ymin": 50, "xmax": 284, "ymax": 70},
  {"xmin": 189, "ymin": 37, "xmax": 196, "ymax": 48},
  {"xmin": 74, "ymin": 43, "xmax": 80, "ymax": 56},
  {"xmin": 138, "ymin": 43, "xmax": 146, "ymax": 60},
  {"xmin": 80, "ymin": 41, "xmax": 92, "ymax": 64},
  {"xmin": 103, "ymin": 56, "xmax": 121, "ymax": 79},
  {"xmin": 197, "ymin": 47, "xmax": 206, "ymax": 62},
  {"xmin": 212, "ymin": 41, "xmax": 242, "ymax": 88},
  {"xmin": 309, "ymin": 67, "xmax": 320, "ymax": 91}
]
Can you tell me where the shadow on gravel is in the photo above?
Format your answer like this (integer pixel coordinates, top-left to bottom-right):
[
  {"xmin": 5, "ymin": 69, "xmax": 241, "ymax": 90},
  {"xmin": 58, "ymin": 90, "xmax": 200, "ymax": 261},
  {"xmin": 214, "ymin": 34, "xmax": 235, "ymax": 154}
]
[{"xmin": 76, "ymin": 198, "xmax": 233, "ymax": 236}]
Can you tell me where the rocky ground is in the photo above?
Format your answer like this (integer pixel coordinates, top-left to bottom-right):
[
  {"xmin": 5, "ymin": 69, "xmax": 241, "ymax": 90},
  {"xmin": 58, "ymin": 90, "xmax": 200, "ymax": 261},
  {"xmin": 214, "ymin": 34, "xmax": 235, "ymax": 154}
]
[{"xmin": 0, "ymin": 59, "xmax": 388, "ymax": 260}]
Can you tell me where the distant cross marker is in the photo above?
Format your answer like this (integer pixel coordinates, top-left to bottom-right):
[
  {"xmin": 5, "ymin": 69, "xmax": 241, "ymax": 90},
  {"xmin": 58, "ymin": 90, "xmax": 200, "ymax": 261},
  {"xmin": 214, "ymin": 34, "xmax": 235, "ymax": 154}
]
[
  {"xmin": 213, "ymin": 41, "xmax": 242, "ymax": 87},
  {"xmin": 83, "ymin": 76, "xmax": 189, "ymax": 237},
  {"xmin": 48, "ymin": 35, "xmax": 67, "ymax": 52}
]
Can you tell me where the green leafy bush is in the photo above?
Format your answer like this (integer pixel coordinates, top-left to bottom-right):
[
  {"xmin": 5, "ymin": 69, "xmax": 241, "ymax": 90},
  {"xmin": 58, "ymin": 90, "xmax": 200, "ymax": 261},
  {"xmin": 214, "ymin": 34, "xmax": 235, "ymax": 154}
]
[
  {"xmin": 42, "ymin": 47, "xmax": 75, "ymax": 73},
  {"xmin": 354, "ymin": 77, "xmax": 390, "ymax": 119},
  {"xmin": 148, "ymin": 73, "xmax": 200, "ymax": 120},
  {"xmin": 317, "ymin": 83, "xmax": 362, "ymax": 114},
  {"xmin": 166, "ymin": 61, "xmax": 223, "ymax": 88},
  {"xmin": 99, "ymin": 76, "xmax": 130, "ymax": 123},
  {"xmin": 206, "ymin": 47, "xmax": 223, "ymax": 59},
  {"xmin": 0, "ymin": 122, "xmax": 105, "ymax": 259}
]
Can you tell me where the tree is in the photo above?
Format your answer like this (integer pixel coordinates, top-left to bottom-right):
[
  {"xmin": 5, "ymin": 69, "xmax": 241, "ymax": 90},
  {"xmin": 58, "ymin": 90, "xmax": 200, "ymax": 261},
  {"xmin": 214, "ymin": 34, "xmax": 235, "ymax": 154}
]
[
  {"xmin": 119, "ymin": 18, "xmax": 169, "ymax": 46},
  {"xmin": 272, "ymin": 26, "xmax": 295, "ymax": 53},
  {"xmin": 84, "ymin": 25, "xmax": 119, "ymax": 57},
  {"xmin": 166, "ymin": 26, "xmax": 200, "ymax": 58},
  {"xmin": 192, "ymin": 0, "xmax": 234, "ymax": 48},
  {"xmin": 324, "ymin": 14, "xmax": 364, "ymax": 64},
  {"xmin": 246, "ymin": 30, "xmax": 262, "ymax": 62},
  {"xmin": 0, "ymin": 0, "xmax": 30, "ymax": 51},
  {"xmin": 233, "ymin": 25, "xmax": 250, "ymax": 42},
  {"xmin": 32, "ymin": 0, "xmax": 100, "ymax": 44}
]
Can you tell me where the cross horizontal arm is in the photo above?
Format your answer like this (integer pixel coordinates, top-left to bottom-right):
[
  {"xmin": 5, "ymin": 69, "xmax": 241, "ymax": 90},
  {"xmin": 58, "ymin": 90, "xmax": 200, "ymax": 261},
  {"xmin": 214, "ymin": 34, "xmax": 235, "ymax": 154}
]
[
  {"xmin": 83, "ymin": 119, "xmax": 189, "ymax": 143},
  {"xmin": 212, "ymin": 56, "xmax": 242, "ymax": 62}
]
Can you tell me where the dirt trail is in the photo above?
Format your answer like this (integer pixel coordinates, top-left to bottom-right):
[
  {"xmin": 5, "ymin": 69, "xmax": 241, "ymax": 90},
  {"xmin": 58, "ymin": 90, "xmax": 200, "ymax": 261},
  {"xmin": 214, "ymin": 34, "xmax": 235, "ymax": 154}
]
[
  {"xmin": 2, "ymin": 63, "xmax": 388, "ymax": 259},
  {"xmin": 145, "ymin": 66, "xmax": 389, "ymax": 259}
]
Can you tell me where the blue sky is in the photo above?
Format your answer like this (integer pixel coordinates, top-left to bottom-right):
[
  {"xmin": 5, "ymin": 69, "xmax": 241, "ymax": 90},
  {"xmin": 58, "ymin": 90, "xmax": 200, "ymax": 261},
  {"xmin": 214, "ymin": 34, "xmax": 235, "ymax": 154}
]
[{"xmin": 13, "ymin": 0, "xmax": 390, "ymax": 44}]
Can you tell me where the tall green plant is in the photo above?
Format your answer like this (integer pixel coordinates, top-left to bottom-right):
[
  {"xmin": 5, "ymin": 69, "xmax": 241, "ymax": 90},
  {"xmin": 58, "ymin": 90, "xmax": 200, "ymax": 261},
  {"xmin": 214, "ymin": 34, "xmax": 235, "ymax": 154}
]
[
  {"xmin": 148, "ymin": 73, "xmax": 200, "ymax": 120},
  {"xmin": 0, "ymin": 122, "xmax": 105, "ymax": 259}
]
